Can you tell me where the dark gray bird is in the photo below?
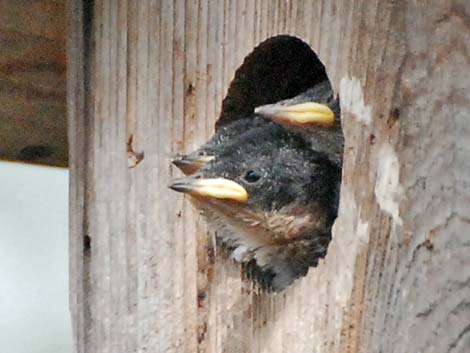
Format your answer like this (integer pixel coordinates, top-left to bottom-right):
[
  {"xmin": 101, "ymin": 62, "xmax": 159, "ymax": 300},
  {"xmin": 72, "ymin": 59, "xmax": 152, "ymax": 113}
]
[
  {"xmin": 169, "ymin": 124, "xmax": 341, "ymax": 290},
  {"xmin": 255, "ymin": 80, "xmax": 343, "ymax": 167}
]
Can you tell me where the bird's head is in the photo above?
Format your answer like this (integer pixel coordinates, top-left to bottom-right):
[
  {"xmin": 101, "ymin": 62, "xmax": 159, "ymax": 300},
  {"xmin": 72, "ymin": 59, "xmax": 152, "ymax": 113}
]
[
  {"xmin": 171, "ymin": 116, "xmax": 268, "ymax": 175},
  {"xmin": 169, "ymin": 124, "xmax": 340, "ymax": 246},
  {"xmin": 254, "ymin": 81, "xmax": 339, "ymax": 128}
]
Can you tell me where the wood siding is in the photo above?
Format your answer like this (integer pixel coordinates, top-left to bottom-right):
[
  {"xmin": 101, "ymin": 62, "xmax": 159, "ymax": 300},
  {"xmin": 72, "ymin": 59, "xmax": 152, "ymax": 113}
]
[{"xmin": 68, "ymin": 1, "xmax": 470, "ymax": 352}]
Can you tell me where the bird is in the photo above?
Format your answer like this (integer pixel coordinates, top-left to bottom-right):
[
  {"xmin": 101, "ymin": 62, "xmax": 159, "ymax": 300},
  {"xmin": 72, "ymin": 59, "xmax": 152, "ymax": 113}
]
[
  {"xmin": 254, "ymin": 80, "xmax": 343, "ymax": 167},
  {"xmin": 169, "ymin": 123, "xmax": 341, "ymax": 290}
]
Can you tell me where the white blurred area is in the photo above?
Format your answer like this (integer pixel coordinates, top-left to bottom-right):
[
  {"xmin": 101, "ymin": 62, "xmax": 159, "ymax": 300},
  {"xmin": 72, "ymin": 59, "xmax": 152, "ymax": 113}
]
[{"xmin": 0, "ymin": 162, "xmax": 73, "ymax": 353}]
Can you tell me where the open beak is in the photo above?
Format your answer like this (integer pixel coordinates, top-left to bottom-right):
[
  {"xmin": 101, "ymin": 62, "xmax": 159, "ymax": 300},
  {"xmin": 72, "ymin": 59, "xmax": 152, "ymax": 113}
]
[
  {"xmin": 172, "ymin": 153, "xmax": 215, "ymax": 175},
  {"xmin": 255, "ymin": 102, "xmax": 335, "ymax": 126},
  {"xmin": 169, "ymin": 176, "xmax": 248, "ymax": 202}
]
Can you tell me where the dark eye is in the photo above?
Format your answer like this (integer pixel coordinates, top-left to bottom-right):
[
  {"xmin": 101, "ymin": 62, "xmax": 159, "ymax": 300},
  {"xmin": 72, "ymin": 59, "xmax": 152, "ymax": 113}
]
[
  {"xmin": 243, "ymin": 170, "xmax": 261, "ymax": 183},
  {"xmin": 198, "ymin": 150, "xmax": 206, "ymax": 156}
]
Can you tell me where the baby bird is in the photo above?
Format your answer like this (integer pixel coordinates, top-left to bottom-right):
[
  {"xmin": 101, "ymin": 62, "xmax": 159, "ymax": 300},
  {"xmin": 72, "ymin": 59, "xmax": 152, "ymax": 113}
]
[
  {"xmin": 169, "ymin": 124, "xmax": 341, "ymax": 290},
  {"xmin": 255, "ymin": 80, "xmax": 343, "ymax": 167}
]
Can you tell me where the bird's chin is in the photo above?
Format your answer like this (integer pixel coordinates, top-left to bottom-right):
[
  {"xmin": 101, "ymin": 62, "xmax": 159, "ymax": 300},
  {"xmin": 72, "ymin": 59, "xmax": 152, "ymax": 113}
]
[
  {"xmin": 186, "ymin": 197, "xmax": 333, "ymax": 291},
  {"xmin": 190, "ymin": 198, "xmax": 324, "ymax": 247}
]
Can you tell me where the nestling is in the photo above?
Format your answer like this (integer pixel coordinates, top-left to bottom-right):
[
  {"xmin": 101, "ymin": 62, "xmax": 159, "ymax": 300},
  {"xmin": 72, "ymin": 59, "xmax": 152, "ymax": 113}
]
[
  {"xmin": 255, "ymin": 80, "xmax": 343, "ymax": 167},
  {"xmin": 169, "ymin": 124, "xmax": 341, "ymax": 290}
]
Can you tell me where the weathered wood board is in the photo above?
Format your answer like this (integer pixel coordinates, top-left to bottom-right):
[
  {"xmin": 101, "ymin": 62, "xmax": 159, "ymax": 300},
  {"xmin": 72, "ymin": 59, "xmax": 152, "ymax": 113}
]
[
  {"xmin": 68, "ymin": 1, "xmax": 470, "ymax": 352},
  {"xmin": 0, "ymin": 0, "xmax": 67, "ymax": 167}
]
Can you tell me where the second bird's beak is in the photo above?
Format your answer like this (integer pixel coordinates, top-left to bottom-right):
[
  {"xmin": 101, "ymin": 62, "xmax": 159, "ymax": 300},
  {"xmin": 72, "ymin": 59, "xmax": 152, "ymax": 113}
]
[
  {"xmin": 255, "ymin": 102, "xmax": 335, "ymax": 126},
  {"xmin": 172, "ymin": 153, "xmax": 215, "ymax": 175},
  {"xmin": 169, "ymin": 176, "xmax": 248, "ymax": 202}
]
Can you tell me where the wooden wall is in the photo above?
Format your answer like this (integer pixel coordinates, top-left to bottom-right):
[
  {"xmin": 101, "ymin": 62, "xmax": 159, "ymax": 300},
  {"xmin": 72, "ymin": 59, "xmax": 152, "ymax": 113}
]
[
  {"xmin": 68, "ymin": 1, "xmax": 470, "ymax": 352},
  {"xmin": 0, "ymin": 0, "xmax": 67, "ymax": 167}
]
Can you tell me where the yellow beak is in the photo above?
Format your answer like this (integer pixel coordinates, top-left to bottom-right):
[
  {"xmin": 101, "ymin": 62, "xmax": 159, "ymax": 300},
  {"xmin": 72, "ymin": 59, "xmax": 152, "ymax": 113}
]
[
  {"xmin": 169, "ymin": 176, "xmax": 248, "ymax": 202},
  {"xmin": 255, "ymin": 102, "xmax": 335, "ymax": 126}
]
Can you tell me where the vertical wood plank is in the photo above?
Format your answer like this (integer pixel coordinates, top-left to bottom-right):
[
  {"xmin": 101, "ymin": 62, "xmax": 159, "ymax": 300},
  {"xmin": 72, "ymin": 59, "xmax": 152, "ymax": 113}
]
[{"xmin": 68, "ymin": 0, "xmax": 470, "ymax": 352}]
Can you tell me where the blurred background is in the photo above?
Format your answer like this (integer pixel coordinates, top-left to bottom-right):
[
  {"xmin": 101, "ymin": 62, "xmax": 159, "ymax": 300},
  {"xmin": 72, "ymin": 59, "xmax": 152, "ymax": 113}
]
[
  {"xmin": 0, "ymin": 162, "xmax": 72, "ymax": 353},
  {"xmin": 0, "ymin": 1, "xmax": 73, "ymax": 352}
]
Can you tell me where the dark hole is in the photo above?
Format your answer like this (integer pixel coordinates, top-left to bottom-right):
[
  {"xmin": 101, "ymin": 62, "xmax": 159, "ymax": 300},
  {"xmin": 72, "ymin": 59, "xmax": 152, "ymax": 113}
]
[
  {"xmin": 387, "ymin": 107, "xmax": 400, "ymax": 127},
  {"xmin": 217, "ymin": 35, "xmax": 330, "ymax": 129},
  {"xmin": 186, "ymin": 83, "xmax": 194, "ymax": 96},
  {"xmin": 18, "ymin": 145, "xmax": 53, "ymax": 161},
  {"xmin": 83, "ymin": 235, "xmax": 92, "ymax": 252}
]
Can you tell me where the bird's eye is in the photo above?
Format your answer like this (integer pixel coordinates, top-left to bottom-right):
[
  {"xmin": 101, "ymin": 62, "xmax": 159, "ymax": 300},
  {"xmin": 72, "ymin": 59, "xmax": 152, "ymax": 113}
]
[
  {"xmin": 243, "ymin": 170, "xmax": 261, "ymax": 183},
  {"xmin": 198, "ymin": 150, "xmax": 206, "ymax": 156}
]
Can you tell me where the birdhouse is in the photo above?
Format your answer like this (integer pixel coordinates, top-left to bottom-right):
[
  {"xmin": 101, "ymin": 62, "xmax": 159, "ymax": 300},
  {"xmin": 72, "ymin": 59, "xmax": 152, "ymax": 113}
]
[{"xmin": 66, "ymin": 1, "xmax": 469, "ymax": 353}]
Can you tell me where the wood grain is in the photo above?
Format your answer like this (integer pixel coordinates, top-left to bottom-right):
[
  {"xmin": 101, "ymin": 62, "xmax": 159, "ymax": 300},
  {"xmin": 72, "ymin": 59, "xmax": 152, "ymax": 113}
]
[
  {"xmin": 0, "ymin": 0, "xmax": 67, "ymax": 167},
  {"xmin": 68, "ymin": 0, "xmax": 470, "ymax": 352}
]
